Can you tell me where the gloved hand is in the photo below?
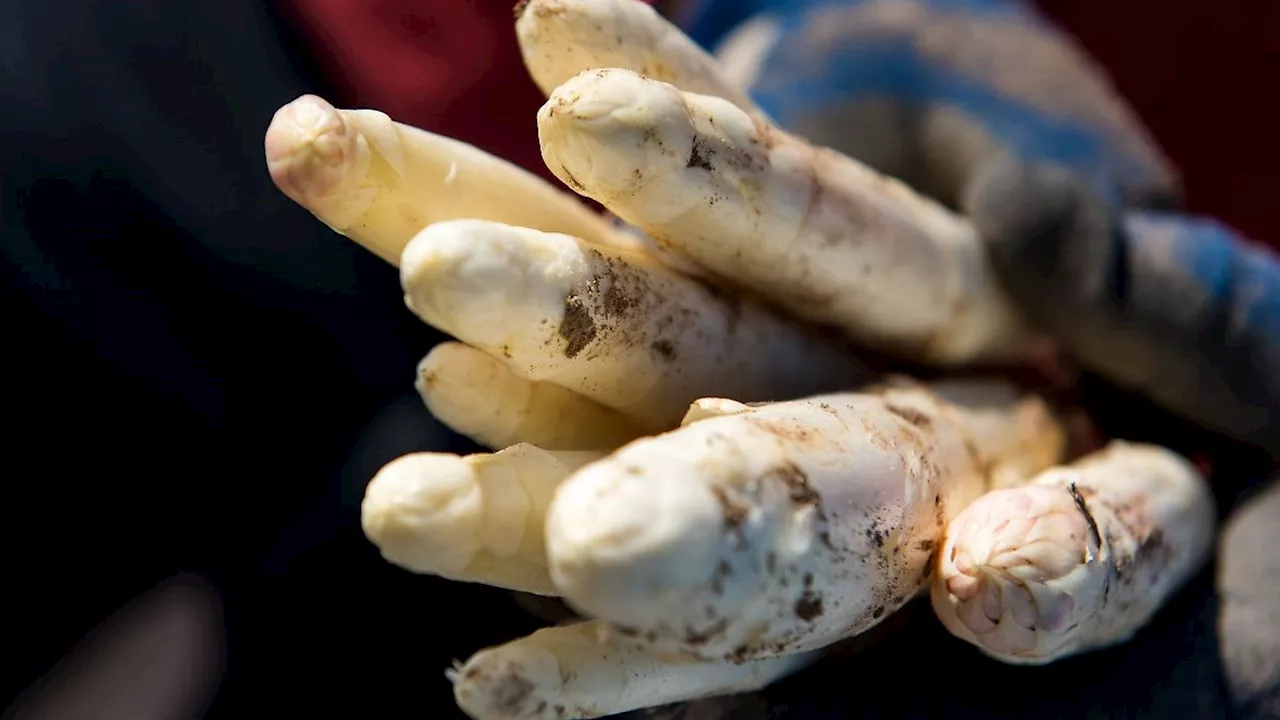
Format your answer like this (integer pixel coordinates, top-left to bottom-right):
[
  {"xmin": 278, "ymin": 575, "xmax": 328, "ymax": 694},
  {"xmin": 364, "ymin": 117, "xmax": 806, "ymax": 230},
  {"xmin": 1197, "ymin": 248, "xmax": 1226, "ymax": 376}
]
[
  {"xmin": 678, "ymin": 0, "xmax": 1280, "ymax": 717},
  {"xmin": 680, "ymin": 0, "xmax": 1280, "ymax": 455},
  {"xmin": 265, "ymin": 0, "xmax": 1276, "ymax": 717}
]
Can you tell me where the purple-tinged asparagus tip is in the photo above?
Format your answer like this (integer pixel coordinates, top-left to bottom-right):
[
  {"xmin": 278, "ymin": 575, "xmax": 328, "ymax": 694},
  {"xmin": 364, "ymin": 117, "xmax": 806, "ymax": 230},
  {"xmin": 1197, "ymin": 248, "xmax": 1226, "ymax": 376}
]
[
  {"xmin": 936, "ymin": 484, "xmax": 1096, "ymax": 657},
  {"xmin": 264, "ymin": 94, "xmax": 355, "ymax": 207}
]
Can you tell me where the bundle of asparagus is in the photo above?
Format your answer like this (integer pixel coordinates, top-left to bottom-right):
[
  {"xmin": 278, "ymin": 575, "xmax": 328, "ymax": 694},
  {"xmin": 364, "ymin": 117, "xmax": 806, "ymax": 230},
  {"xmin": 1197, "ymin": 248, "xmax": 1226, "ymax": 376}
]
[{"xmin": 264, "ymin": 1, "xmax": 1217, "ymax": 717}]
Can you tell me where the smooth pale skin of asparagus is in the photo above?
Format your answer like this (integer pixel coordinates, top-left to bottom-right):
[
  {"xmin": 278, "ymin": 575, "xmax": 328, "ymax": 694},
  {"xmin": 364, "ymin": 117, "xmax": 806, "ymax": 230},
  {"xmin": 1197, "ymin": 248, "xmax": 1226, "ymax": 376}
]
[
  {"xmin": 361, "ymin": 444, "xmax": 605, "ymax": 595},
  {"xmin": 515, "ymin": 0, "xmax": 761, "ymax": 115},
  {"xmin": 544, "ymin": 380, "xmax": 1065, "ymax": 661},
  {"xmin": 921, "ymin": 377, "xmax": 1068, "ymax": 490},
  {"xmin": 538, "ymin": 69, "xmax": 1035, "ymax": 365},
  {"xmin": 685, "ymin": 377, "xmax": 1066, "ymax": 491},
  {"xmin": 931, "ymin": 441, "xmax": 1215, "ymax": 665},
  {"xmin": 400, "ymin": 219, "xmax": 872, "ymax": 430},
  {"xmin": 264, "ymin": 94, "xmax": 642, "ymax": 266},
  {"xmin": 450, "ymin": 620, "xmax": 820, "ymax": 720},
  {"xmin": 417, "ymin": 342, "xmax": 645, "ymax": 451}
]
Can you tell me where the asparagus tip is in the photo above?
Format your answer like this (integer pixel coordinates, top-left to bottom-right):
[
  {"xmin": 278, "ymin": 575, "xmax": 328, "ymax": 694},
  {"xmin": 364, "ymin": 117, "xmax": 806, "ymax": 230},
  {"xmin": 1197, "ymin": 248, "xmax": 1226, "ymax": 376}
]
[
  {"xmin": 361, "ymin": 453, "xmax": 484, "ymax": 575},
  {"xmin": 937, "ymin": 485, "xmax": 1093, "ymax": 655},
  {"xmin": 265, "ymin": 94, "xmax": 354, "ymax": 204}
]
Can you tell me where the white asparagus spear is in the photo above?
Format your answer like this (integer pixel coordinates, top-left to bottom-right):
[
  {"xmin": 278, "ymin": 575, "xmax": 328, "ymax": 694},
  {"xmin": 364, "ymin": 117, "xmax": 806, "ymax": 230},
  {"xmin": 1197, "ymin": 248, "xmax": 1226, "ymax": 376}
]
[
  {"xmin": 682, "ymin": 377, "xmax": 1065, "ymax": 489},
  {"xmin": 401, "ymin": 219, "xmax": 872, "ymax": 430},
  {"xmin": 515, "ymin": 0, "xmax": 761, "ymax": 115},
  {"xmin": 264, "ymin": 94, "xmax": 642, "ymax": 266},
  {"xmin": 918, "ymin": 377, "xmax": 1068, "ymax": 490},
  {"xmin": 544, "ymin": 380, "xmax": 1065, "ymax": 661},
  {"xmin": 361, "ymin": 444, "xmax": 605, "ymax": 595},
  {"xmin": 450, "ymin": 620, "xmax": 820, "ymax": 720},
  {"xmin": 417, "ymin": 342, "xmax": 645, "ymax": 451},
  {"xmin": 931, "ymin": 441, "xmax": 1215, "ymax": 665},
  {"xmin": 537, "ymin": 68, "xmax": 1035, "ymax": 365}
]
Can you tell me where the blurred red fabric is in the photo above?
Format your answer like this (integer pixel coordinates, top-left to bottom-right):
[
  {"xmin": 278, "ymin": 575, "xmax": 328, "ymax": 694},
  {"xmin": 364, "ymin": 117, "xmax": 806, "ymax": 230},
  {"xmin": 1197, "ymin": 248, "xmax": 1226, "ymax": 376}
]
[
  {"xmin": 280, "ymin": 0, "xmax": 1279, "ymax": 244},
  {"xmin": 277, "ymin": 0, "xmax": 557, "ymax": 183}
]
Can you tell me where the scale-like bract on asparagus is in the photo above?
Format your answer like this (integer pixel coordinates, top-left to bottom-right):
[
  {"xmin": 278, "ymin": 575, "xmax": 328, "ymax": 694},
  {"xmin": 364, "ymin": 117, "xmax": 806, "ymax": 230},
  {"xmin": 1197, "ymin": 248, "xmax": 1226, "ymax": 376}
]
[
  {"xmin": 401, "ymin": 219, "xmax": 871, "ymax": 430},
  {"xmin": 544, "ymin": 380, "xmax": 1065, "ymax": 661},
  {"xmin": 362, "ymin": 444, "xmax": 605, "ymax": 596},
  {"xmin": 264, "ymin": 94, "xmax": 638, "ymax": 266},
  {"xmin": 417, "ymin": 342, "xmax": 645, "ymax": 450},
  {"xmin": 931, "ymin": 441, "xmax": 1215, "ymax": 664},
  {"xmin": 515, "ymin": 0, "xmax": 760, "ymax": 115},
  {"xmin": 450, "ymin": 620, "xmax": 820, "ymax": 720},
  {"xmin": 538, "ymin": 69, "xmax": 1035, "ymax": 365}
]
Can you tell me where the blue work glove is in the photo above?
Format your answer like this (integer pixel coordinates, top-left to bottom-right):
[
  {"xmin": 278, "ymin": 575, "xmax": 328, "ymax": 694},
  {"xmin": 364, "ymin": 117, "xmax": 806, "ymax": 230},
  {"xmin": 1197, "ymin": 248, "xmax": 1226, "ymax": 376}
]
[
  {"xmin": 662, "ymin": 1, "xmax": 1280, "ymax": 718},
  {"xmin": 672, "ymin": 0, "xmax": 1280, "ymax": 455},
  {"xmin": 675, "ymin": 0, "xmax": 1182, "ymax": 212},
  {"xmin": 971, "ymin": 161, "xmax": 1280, "ymax": 456}
]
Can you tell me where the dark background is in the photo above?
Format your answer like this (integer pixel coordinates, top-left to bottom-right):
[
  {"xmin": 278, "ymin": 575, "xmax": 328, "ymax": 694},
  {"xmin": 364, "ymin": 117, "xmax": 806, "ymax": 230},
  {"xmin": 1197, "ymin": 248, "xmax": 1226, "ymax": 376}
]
[{"xmin": 1, "ymin": 0, "xmax": 1276, "ymax": 717}]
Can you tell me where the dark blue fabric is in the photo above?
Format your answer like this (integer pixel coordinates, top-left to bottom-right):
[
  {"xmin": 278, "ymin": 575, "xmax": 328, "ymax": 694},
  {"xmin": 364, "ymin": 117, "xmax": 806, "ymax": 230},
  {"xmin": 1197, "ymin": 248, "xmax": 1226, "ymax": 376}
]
[
  {"xmin": 753, "ymin": 39, "xmax": 1115, "ymax": 194},
  {"xmin": 1125, "ymin": 212, "xmax": 1280, "ymax": 334},
  {"xmin": 678, "ymin": 0, "xmax": 1029, "ymax": 51},
  {"xmin": 1131, "ymin": 214, "xmax": 1280, "ymax": 345},
  {"xmin": 679, "ymin": 0, "xmax": 1138, "ymax": 200}
]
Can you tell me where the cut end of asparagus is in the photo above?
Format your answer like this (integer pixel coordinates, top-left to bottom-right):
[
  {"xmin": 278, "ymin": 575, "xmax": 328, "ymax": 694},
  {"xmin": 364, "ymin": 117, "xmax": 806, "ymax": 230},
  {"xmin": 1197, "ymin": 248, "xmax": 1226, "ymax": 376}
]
[
  {"xmin": 539, "ymin": 68, "xmax": 694, "ymax": 200},
  {"xmin": 361, "ymin": 452, "xmax": 485, "ymax": 576},
  {"xmin": 934, "ymin": 483, "xmax": 1095, "ymax": 659},
  {"xmin": 401, "ymin": 219, "xmax": 586, "ymax": 345},
  {"xmin": 547, "ymin": 450, "xmax": 726, "ymax": 624},
  {"xmin": 265, "ymin": 94, "xmax": 360, "ymax": 208}
]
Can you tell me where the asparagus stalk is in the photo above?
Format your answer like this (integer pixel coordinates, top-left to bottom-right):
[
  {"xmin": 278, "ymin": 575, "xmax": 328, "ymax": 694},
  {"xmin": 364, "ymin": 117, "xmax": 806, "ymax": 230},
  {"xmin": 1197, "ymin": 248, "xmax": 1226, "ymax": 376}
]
[
  {"xmin": 515, "ymin": 0, "xmax": 761, "ymax": 115},
  {"xmin": 537, "ymin": 68, "xmax": 1035, "ymax": 365},
  {"xmin": 450, "ymin": 620, "xmax": 820, "ymax": 720},
  {"xmin": 400, "ymin": 219, "xmax": 872, "ymax": 430},
  {"xmin": 264, "ymin": 94, "xmax": 643, "ymax": 265},
  {"xmin": 544, "ymin": 380, "xmax": 1064, "ymax": 661},
  {"xmin": 362, "ymin": 444, "xmax": 605, "ymax": 595},
  {"xmin": 417, "ymin": 342, "xmax": 645, "ymax": 451}
]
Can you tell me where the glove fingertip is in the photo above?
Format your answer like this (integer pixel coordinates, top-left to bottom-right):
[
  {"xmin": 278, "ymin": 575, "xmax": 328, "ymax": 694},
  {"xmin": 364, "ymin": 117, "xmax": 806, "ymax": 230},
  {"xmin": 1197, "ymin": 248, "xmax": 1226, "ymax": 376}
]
[{"xmin": 965, "ymin": 157, "xmax": 1110, "ymax": 279}]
